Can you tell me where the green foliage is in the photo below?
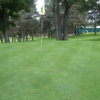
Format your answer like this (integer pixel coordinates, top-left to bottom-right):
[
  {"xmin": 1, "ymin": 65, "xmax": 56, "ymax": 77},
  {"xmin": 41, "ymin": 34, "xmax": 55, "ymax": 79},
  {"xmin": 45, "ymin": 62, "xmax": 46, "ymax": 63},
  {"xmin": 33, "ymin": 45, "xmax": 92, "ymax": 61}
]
[
  {"xmin": 61, "ymin": 0, "xmax": 99, "ymax": 10},
  {"xmin": 78, "ymin": 0, "xmax": 99, "ymax": 11},
  {"xmin": 0, "ymin": 0, "xmax": 34, "ymax": 31},
  {"xmin": 0, "ymin": 0, "xmax": 34, "ymax": 42}
]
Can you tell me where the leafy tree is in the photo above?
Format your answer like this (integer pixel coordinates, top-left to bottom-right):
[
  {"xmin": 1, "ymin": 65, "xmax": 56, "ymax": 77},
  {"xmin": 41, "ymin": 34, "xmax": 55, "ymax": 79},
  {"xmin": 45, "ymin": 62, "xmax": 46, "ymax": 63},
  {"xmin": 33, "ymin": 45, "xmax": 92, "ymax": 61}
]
[
  {"xmin": 0, "ymin": 0, "xmax": 33, "ymax": 42},
  {"xmin": 44, "ymin": 0, "xmax": 55, "ymax": 38},
  {"xmin": 87, "ymin": 1, "xmax": 100, "ymax": 35},
  {"xmin": 61, "ymin": 0, "xmax": 99, "ymax": 39},
  {"xmin": 52, "ymin": 0, "xmax": 99, "ymax": 40},
  {"xmin": 67, "ymin": 4, "xmax": 87, "ymax": 36}
]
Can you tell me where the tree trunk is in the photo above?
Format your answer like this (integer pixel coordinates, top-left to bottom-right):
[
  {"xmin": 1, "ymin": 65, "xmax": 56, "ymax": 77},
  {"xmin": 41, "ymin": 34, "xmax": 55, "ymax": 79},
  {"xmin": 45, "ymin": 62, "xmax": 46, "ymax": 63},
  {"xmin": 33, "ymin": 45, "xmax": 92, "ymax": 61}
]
[
  {"xmin": 74, "ymin": 24, "xmax": 77, "ymax": 36},
  {"xmin": 94, "ymin": 11, "xmax": 97, "ymax": 35},
  {"xmin": 62, "ymin": 8, "xmax": 70, "ymax": 40},
  {"xmin": 22, "ymin": 35, "xmax": 25, "ymax": 42},
  {"xmin": 32, "ymin": 34, "xmax": 34, "ymax": 41},
  {"xmin": 31, "ymin": 31, "xmax": 34, "ymax": 41},
  {"xmin": 94, "ymin": 22, "xmax": 97, "ymax": 35},
  {"xmin": 1, "ymin": 5, "xmax": 10, "ymax": 43},
  {"xmin": 25, "ymin": 34, "xmax": 28, "ymax": 42},
  {"xmin": 48, "ymin": 22, "xmax": 51, "ymax": 38},
  {"xmin": 3, "ymin": 30, "xmax": 9, "ymax": 43},
  {"xmin": 1, "ymin": 18, "xmax": 9, "ymax": 43},
  {"xmin": 0, "ymin": 36, "xmax": 3, "ymax": 43},
  {"xmin": 54, "ymin": 0, "xmax": 62, "ymax": 40}
]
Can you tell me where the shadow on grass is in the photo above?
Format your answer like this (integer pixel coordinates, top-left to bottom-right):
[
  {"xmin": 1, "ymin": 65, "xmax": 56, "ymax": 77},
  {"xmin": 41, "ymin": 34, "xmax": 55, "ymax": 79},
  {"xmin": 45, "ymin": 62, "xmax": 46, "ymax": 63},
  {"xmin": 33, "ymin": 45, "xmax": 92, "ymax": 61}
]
[
  {"xmin": 71, "ymin": 33, "xmax": 100, "ymax": 41},
  {"xmin": 83, "ymin": 38, "xmax": 100, "ymax": 41}
]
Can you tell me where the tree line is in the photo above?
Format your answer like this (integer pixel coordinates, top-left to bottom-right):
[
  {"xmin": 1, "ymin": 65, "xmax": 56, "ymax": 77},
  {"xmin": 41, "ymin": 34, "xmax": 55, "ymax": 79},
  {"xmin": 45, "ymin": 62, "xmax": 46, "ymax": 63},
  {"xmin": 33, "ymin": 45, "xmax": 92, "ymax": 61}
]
[{"xmin": 0, "ymin": 0, "xmax": 100, "ymax": 43}]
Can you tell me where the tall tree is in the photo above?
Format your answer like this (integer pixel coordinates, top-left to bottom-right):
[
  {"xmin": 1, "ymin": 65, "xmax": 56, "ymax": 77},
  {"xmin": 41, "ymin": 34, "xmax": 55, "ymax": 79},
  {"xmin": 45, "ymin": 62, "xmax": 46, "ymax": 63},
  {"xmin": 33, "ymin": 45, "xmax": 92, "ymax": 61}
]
[
  {"xmin": 87, "ymin": 1, "xmax": 100, "ymax": 35},
  {"xmin": 54, "ymin": 0, "xmax": 62, "ymax": 40},
  {"xmin": 0, "ymin": 0, "xmax": 34, "ymax": 43},
  {"xmin": 61, "ymin": 0, "xmax": 98, "ymax": 39}
]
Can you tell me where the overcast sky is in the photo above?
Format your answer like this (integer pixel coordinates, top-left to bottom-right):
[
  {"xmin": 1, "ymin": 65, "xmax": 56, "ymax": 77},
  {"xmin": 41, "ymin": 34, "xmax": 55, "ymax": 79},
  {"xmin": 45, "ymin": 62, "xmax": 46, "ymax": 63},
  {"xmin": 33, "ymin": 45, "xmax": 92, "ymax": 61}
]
[{"xmin": 36, "ymin": 0, "xmax": 45, "ymax": 14}]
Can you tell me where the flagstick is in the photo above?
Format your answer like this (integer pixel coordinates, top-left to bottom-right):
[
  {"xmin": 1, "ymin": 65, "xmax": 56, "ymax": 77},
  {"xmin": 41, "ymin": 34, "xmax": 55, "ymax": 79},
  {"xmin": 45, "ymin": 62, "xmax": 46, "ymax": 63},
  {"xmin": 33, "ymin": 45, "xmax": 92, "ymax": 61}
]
[
  {"xmin": 40, "ymin": 3, "xmax": 45, "ymax": 48},
  {"xmin": 41, "ymin": 15, "xmax": 43, "ymax": 48}
]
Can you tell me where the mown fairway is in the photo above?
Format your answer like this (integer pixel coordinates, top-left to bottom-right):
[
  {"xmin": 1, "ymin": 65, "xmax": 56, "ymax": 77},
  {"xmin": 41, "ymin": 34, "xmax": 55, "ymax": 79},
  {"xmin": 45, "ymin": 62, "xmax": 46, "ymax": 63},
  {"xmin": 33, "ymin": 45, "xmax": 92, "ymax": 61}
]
[{"xmin": 0, "ymin": 35, "xmax": 100, "ymax": 100}]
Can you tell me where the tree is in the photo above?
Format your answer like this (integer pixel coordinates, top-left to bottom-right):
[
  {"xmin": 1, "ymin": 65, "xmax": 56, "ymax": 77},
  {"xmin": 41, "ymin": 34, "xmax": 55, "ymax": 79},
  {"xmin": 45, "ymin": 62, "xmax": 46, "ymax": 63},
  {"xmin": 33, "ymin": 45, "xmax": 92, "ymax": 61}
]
[
  {"xmin": 67, "ymin": 4, "xmax": 87, "ymax": 36},
  {"xmin": 87, "ymin": 2, "xmax": 100, "ymax": 35},
  {"xmin": 54, "ymin": 0, "xmax": 62, "ymax": 40},
  {"xmin": 45, "ymin": 0, "xmax": 55, "ymax": 38},
  {"xmin": 52, "ymin": 0, "xmax": 99, "ymax": 40},
  {"xmin": 0, "ymin": 0, "xmax": 34, "ymax": 43},
  {"xmin": 62, "ymin": 0, "xmax": 99, "ymax": 39}
]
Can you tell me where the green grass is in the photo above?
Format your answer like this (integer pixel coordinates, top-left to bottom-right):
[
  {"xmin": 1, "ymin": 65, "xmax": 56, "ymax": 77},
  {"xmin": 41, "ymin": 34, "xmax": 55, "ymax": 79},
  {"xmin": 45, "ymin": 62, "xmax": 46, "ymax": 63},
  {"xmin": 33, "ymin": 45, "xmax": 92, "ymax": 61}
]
[{"xmin": 0, "ymin": 35, "xmax": 100, "ymax": 100}]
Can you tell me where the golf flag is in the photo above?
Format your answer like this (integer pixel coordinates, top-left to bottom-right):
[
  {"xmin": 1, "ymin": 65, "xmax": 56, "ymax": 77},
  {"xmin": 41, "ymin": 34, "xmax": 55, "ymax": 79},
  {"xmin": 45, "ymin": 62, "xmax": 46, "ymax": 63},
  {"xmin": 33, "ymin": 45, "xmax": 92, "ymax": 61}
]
[{"xmin": 41, "ymin": 4, "xmax": 45, "ymax": 15}]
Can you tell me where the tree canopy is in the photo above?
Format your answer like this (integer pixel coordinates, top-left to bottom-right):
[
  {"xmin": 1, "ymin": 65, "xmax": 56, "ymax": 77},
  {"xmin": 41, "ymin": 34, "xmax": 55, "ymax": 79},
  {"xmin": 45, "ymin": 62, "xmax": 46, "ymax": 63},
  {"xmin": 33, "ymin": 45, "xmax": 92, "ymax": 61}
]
[{"xmin": 0, "ymin": 0, "xmax": 34, "ymax": 42}]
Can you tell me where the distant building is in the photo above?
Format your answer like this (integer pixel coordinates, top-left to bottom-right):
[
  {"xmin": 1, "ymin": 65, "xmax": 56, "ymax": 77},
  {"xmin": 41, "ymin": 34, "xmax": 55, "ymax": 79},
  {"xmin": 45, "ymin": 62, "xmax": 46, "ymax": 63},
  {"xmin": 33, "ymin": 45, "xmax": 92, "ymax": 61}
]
[{"xmin": 76, "ymin": 26, "xmax": 100, "ymax": 34}]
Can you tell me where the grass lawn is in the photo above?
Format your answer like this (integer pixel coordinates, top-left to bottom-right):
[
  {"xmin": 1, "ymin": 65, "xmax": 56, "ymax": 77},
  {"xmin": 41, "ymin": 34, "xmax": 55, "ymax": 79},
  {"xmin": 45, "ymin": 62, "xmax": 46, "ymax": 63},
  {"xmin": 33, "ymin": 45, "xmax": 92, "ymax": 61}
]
[{"xmin": 0, "ymin": 34, "xmax": 100, "ymax": 100}]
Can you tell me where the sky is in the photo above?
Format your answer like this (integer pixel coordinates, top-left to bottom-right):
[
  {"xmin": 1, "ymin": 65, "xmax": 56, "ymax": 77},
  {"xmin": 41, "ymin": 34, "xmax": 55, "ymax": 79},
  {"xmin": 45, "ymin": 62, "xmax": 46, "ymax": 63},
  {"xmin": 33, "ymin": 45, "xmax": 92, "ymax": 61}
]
[{"xmin": 36, "ymin": 0, "xmax": 45, "ymax": 14}]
